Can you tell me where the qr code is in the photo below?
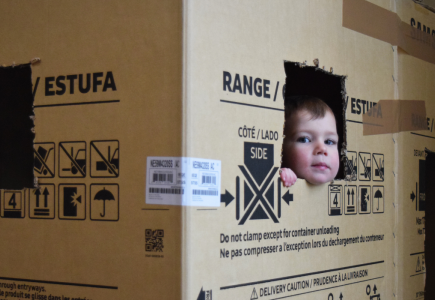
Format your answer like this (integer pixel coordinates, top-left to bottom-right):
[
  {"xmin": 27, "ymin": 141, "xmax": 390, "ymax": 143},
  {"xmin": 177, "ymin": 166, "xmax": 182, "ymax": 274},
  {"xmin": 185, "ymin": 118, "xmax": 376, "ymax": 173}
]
[{"xmin": 145, "ymin": 229, "xmax": 164, "ymax": 252}]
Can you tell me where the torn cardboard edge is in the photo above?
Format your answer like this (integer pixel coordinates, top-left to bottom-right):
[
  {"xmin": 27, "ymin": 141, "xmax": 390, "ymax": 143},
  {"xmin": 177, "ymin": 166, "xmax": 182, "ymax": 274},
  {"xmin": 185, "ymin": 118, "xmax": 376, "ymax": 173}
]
[
  {"xmin": 362, "ymin": 100, "xmax": 428, "ymax": 135},
  {"xmin": 283, "ymin": 60, "xmax": 347, "ymax": 180},
  {"xmin": 0, "ymin": 63, "xmax": 36, "ymax": 189},
  {"xmin": 1, "ymin": 57, "xmax": 41, "ymax": 68},
  {"xmin": 343, "ymin": 0, "xmax": 435, "ymax": 65}
]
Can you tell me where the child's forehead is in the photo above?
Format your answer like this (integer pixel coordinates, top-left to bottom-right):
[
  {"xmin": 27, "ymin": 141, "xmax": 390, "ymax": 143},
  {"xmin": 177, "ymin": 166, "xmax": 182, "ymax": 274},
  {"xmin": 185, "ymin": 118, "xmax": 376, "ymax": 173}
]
[
  {"xmin": 286, "ymin": 109, "xmax": 337, "ymax": 133},
  {"xmin": 291, "ymin": 109, "xmax": 335, "ymax": 122}
]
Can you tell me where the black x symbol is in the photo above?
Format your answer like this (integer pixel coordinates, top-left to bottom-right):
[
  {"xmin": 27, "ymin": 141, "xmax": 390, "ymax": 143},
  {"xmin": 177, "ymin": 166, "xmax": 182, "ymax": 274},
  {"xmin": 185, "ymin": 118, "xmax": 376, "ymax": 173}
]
[{"xmin": 238, "ymin": 165, "xmax": 279, "ymax": 225}]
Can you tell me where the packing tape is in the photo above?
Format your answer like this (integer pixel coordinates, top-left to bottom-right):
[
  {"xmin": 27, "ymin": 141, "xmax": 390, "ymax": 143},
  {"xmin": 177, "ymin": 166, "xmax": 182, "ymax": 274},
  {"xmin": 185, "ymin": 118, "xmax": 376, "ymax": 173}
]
[
  {"xmin": 362, "ymin": 100, "xmax": 427, "ymax": 135},
  {"xmin": 343, "ymin": 0, "xmax": 435, "ymax": 65}
]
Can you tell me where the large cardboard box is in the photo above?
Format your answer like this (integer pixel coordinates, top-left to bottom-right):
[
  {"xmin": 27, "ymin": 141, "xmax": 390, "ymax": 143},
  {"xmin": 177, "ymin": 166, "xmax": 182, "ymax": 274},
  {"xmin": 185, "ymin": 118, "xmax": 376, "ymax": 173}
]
[{"xmin": 0, "ymin": 1, "xmax": 433, "ymax": 299}]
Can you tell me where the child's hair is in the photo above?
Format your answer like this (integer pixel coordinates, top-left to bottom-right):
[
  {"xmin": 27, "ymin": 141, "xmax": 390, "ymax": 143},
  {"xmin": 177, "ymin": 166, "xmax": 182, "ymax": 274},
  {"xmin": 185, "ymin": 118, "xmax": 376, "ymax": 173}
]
[{"xmin": 285, "ymin": 95, "xmax": 333, "ymax": 121}]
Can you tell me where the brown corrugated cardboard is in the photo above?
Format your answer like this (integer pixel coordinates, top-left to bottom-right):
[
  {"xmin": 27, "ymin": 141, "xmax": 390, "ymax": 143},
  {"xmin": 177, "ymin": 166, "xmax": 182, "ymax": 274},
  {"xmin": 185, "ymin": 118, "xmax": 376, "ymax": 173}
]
[
  {"xmin": 393, "ymin": 2, "xmax": 435, "ymax": 299},
  {"xmin": 0, "ymin": 1, "xmax": 432, "ymax": 299},
  {"xmin": 1, "ymin": 1, "xmax": 184, "ymax": 299}
]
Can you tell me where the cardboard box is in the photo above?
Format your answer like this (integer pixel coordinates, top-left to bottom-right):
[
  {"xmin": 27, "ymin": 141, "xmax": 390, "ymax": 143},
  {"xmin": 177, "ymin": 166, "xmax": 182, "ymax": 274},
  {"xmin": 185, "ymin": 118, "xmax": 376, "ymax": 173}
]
[{"xmin": 0, "ymin": 1, "xmax": 433, "ymax": 299}]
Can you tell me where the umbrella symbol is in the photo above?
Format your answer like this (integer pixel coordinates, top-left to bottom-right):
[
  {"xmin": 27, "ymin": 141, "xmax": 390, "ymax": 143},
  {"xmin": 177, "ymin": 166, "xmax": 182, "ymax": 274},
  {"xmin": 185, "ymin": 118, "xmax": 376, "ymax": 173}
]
[
  {"xmin": 94, "ymin": 187, "xmax": 115, "ymax": 217},
  {"xmin": 374, "ymin": 189, "xmax": 383, "ymax": 210}
]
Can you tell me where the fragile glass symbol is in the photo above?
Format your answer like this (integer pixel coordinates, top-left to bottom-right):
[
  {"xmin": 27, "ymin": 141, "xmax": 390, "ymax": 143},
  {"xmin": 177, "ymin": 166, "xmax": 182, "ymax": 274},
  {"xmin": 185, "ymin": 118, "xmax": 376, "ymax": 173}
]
[{"xmin": 94, "ymin": 188, "xmax": 115, "ymax": 217}]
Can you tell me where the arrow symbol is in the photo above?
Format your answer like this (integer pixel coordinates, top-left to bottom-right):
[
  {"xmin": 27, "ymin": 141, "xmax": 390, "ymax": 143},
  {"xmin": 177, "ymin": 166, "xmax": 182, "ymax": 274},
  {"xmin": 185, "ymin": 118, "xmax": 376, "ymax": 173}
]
[
  {"xmin": 410, "ymin": 191, "xmax": 416, "ymax": 202},
  {"xmin": 282, "ymin": 191, "xmax": 293, "ymax": 205},
  {"xmin": 339, "ymin": 292, "xmax": 343, "ymax": 300},
  {"xmin": 373, "ymin": 284, "xmax": 377, "ymax": 294},
  {"xmin": 34, "ymin": 189, "xmax": 41, "ymax": 207},
  {"xmin": 347, "ymin": 189, "xmax": 350, "ymax": 205},
  {"xmin": 351, "ymin": 189, "xmax": 354, "ymax": 204},
  {"xmin": 221, "ymin": 190, "xmax": 234, "ymax": 207},
  {"xmin": 43, "ymin": 187, "xmax": 50, "ymax": 207}
]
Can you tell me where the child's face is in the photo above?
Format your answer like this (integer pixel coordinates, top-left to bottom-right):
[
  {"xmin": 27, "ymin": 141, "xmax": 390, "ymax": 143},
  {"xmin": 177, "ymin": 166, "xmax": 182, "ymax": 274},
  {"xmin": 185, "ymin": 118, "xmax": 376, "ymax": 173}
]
[{"xmin": 283, "ymin": 110, "xmax": 339, "ymax": 184}]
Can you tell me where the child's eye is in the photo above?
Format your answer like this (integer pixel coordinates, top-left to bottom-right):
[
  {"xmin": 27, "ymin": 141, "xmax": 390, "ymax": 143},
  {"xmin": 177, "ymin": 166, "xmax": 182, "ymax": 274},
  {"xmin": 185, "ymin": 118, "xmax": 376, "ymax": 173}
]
[
  {"xmin": 325, "ymin": 139, "xmax": 337, "ymax": 146},
  {"xmin": 297, "ymin": 137, "xmax": 311, "ymax": 143}
]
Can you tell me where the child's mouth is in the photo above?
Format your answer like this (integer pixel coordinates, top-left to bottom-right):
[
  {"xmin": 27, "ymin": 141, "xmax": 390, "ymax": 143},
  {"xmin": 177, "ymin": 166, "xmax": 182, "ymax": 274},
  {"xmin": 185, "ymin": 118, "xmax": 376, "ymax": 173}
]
[{"xmin": 312, "ymin": 162, "xmax": 329, "ymax": 170}]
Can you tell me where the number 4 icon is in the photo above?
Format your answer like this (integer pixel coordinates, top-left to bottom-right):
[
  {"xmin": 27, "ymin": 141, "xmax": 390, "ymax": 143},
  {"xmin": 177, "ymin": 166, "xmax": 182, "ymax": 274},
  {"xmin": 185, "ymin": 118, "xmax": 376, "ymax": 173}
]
[
  {"xmin": 2, "ymin": 191, "xmax": 24, "ymax": 218},
  {"xmin": 8, "ymin": 194, "xmax": 17, "ymax": 209}
]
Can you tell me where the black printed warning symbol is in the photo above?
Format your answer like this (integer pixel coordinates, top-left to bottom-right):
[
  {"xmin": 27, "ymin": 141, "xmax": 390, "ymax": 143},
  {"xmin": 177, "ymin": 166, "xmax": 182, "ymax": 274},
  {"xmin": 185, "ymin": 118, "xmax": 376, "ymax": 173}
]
[
  {"xmin": 59, "ymin": 141, "xmax": 86, "ymax": 178},
  {"xmin": 1, "ymin": 190, "xmax": 25, "ymax": 218},
  {"xmin": 358, "ymin": 152, "xmax": 371, "ymax": 181},
  {"xmin": 90, "ymin": 140, "xmax": 119, "ymax": 178},
  {"xmin": 359, "ymin": 186, "xmax": 371, "ymax": 214},
  {"xmin": 366, "ymin": 284, "xmax": 381, "ymax": 300},
  {"xmin": 34, "ymin": 142, "xmax": 55, "ymax": 178},
  {"xmin": 90, "ymin": 184, "xmax": 119, "ymax": 221},
  {"xmin": 344, "ymin": 185, "xmax": 357, "ymax": 215},
  {"xmin": 237, "ymin": 142, "xmax": 279, "ymax": 225},
  {"xmin": 220, "ymin": 142, "xmax": 293, "ymax": 225},
  {"xmin": 345, "ymin": 151, "xmax": 357, "ymax": 181},
  {"xmin": 59, "ymin": 184, "xmax": 86, "ymax": 220},
  {"xmin": 328, "ymin": 185, "xmax": 342, "ymax": 216},
  {"xmin": 372, "ymin": 153, "xmax": 384, "ymax": 182},
  {"xmin": 373, "ymin": 186, "xmax": 384, "ymax": 213},
  {"xmin": 29, "ymin": 184, "xmax": 55, "ymax": 219}
]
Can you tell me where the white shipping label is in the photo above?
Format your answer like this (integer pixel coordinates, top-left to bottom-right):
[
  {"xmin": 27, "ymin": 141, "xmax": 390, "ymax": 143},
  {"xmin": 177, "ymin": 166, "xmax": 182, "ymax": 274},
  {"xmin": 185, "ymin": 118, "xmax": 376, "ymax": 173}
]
[{"xmin": 146, "ymin": 157, "xmax": 221, "ymax": 206}]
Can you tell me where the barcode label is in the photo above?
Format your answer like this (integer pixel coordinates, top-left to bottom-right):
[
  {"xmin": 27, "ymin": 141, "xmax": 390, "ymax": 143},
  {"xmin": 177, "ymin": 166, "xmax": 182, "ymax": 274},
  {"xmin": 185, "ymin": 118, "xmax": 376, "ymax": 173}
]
[
  {"xmin": 192, "ymin": 189, "xmax": 218, "ymax": 196},
  {"xmin": 202, "ymin": 175, "xmax": 216, "ymax": 185},
  {"xmin": 149, "ymin": 188, "xmax": 184, "ymax": 194},
  {"xmin": 147, "ymin": 156, "xmax": 220, "ymax": 206},
  {"xmin": 153, "ymin": 173, "xmax": 173, "ymax": 183}
]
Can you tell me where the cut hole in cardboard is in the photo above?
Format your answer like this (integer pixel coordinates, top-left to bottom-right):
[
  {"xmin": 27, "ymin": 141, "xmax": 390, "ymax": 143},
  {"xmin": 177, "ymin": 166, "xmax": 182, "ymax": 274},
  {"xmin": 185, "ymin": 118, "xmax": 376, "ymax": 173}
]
[
  {"xmin": 425, "ymin": 149, "xmax": 434, "ymax": 297},
  {"xmin": 0, "ymin": 64, "xmax": 35, "ymax": 189},
  {"xmin": 283, "ymin": 61, "xmax": 346, "ymax": 180}
]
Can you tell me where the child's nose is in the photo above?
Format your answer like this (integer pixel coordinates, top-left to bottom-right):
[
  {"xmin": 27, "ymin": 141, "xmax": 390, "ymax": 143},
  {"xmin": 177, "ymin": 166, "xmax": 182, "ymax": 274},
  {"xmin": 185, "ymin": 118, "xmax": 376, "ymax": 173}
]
[{"xmin": 314, "ymin": 142, "xmax": 327, "ymax": 156}]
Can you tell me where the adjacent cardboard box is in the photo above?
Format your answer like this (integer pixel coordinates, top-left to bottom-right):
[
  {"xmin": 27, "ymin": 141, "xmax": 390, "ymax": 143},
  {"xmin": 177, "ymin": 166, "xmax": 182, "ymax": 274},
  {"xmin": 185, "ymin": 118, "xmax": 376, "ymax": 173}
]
[{"xmin": 0, "ymin": 1, "xmax": 433, "ymax": 299}]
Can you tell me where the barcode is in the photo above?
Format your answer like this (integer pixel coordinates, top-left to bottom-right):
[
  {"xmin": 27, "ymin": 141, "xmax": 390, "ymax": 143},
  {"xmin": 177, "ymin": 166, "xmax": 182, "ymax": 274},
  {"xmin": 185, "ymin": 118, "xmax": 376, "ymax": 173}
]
[
  {"xmin": 192, "ymin": 189, "xmax": 218, "ymax": 196},
  {"xmin": 153, "ymin": 173, "xmax": 173, "ymax": 183},
  {"xmin": 149, "ymin": 188, "xmax": 184, "ymax": 194},
  {"xmin": 202, "ymin": 175, "xmax": 216, "ymax": 185}
]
